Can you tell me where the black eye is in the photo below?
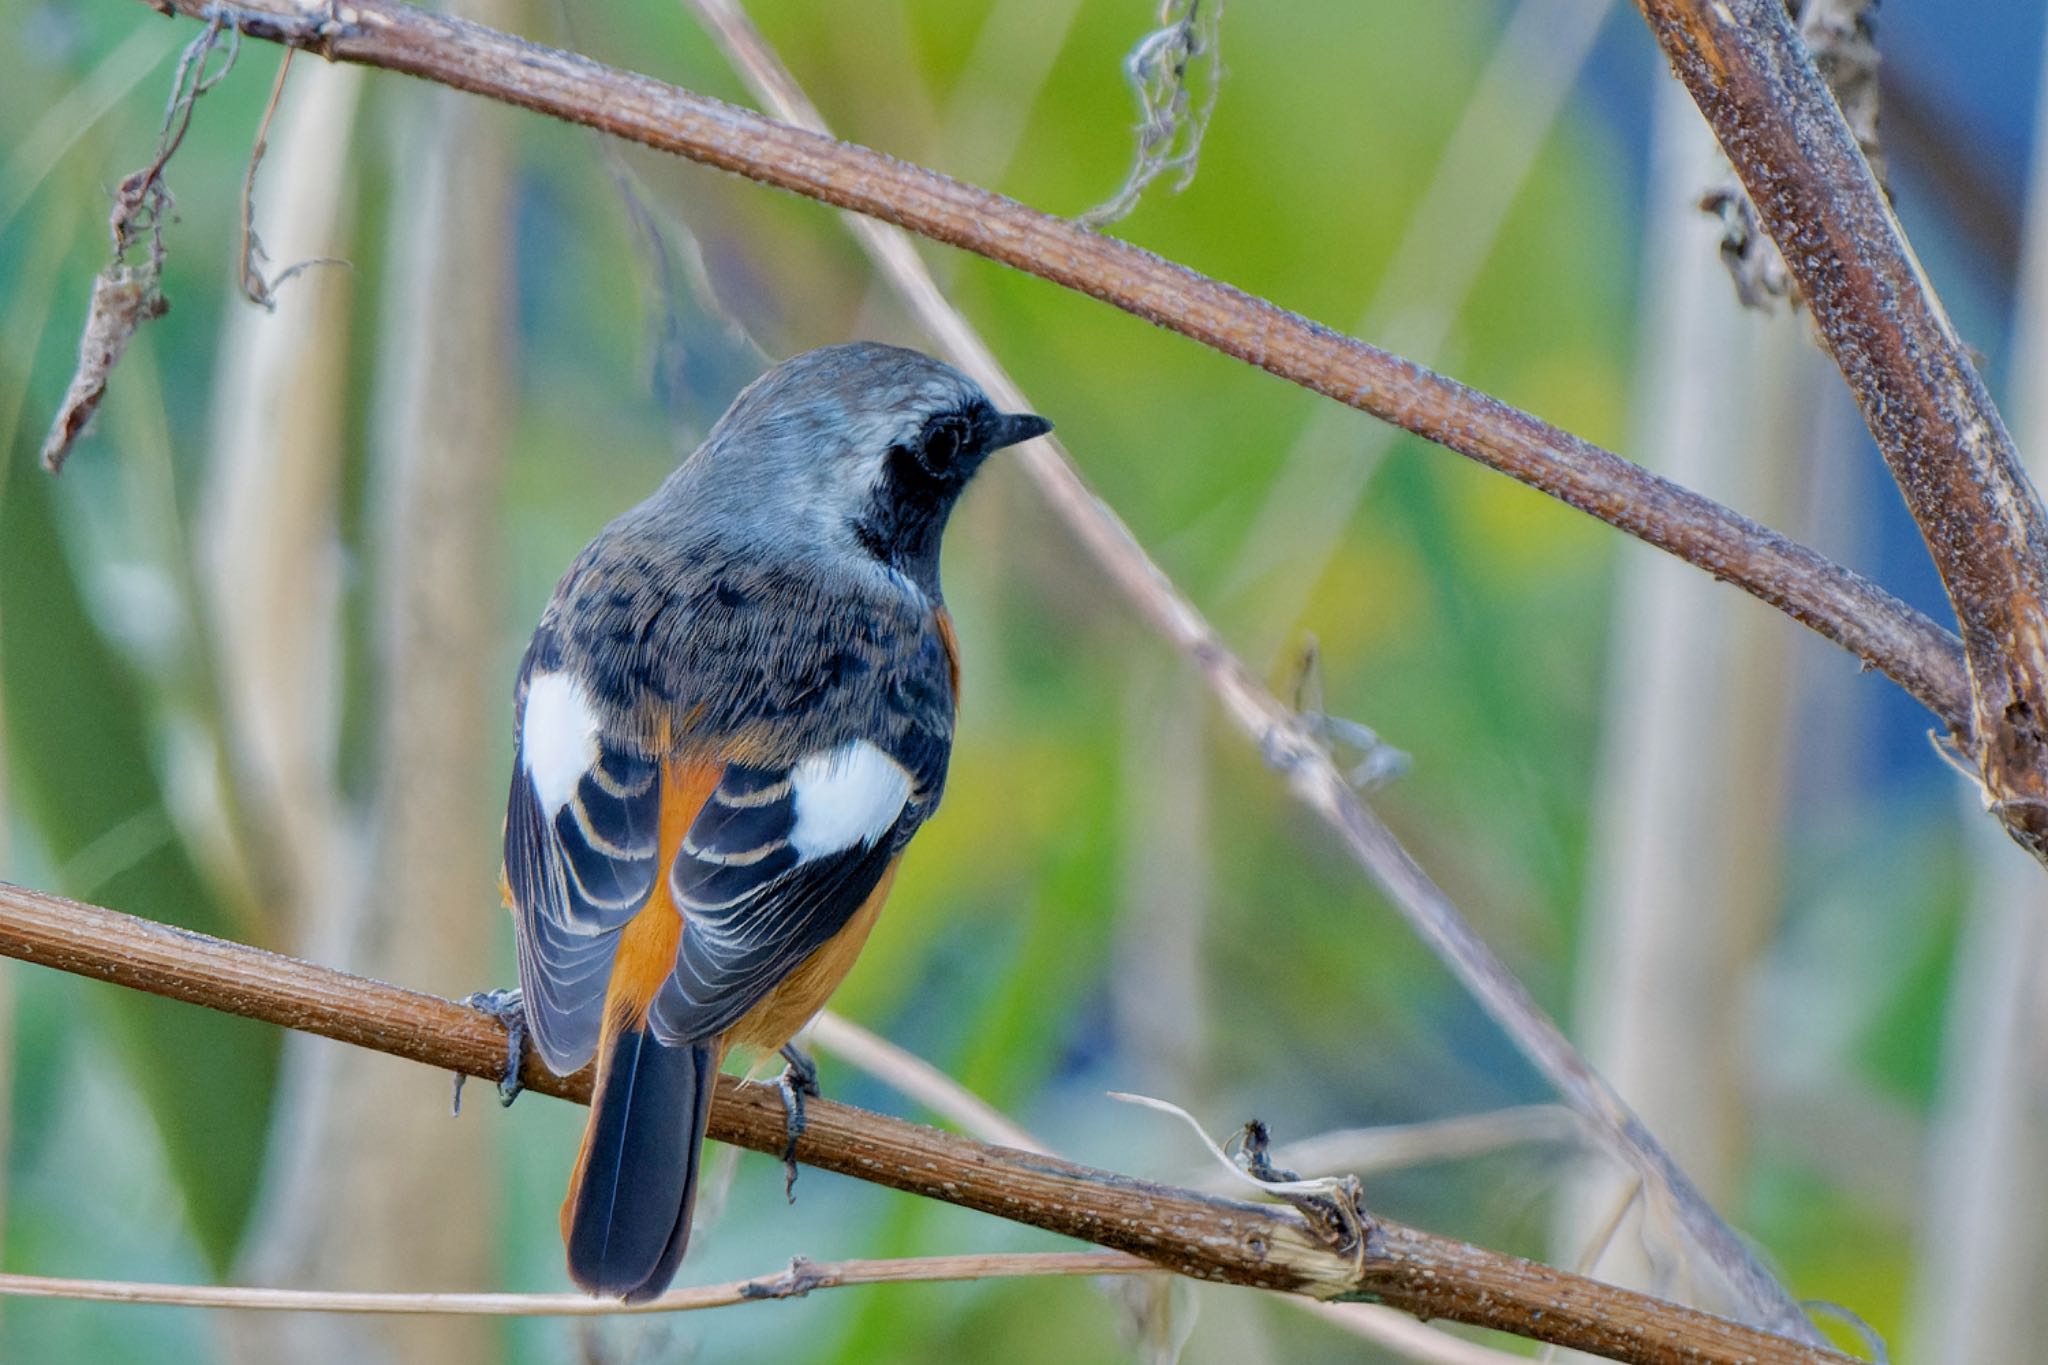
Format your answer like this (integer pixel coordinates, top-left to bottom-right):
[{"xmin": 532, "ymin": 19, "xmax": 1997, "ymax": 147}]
[{"xmin": 918, "ymin": 413, "xmax": 969, "ymax": 471}]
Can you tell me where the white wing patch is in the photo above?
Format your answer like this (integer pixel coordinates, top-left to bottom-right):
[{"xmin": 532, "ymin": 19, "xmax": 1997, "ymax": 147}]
[
  {"xmin": 788, "ymin": 740, "xmax": 911, "ymax": 859},
  {"xmin": 522, "ymin": 671, "xmax": 601, "ymax": 815}
]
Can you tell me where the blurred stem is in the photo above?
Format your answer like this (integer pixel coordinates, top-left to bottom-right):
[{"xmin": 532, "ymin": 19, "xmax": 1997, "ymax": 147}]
[
  {"xmin": 1903, "ymin": 12, "xmax": 2048, "ymax": 1350},
  {"xmin": 198, "ymin": 60, "xmax": 365, "ymax": 948},
  {"xmin": 1907, "ymin": 827, "xmax": 2048, "ymax": 1358},
  {"xmin": 1115, "ymin": 669, "xmax": 1210, "ymax": 1110},
  {"xmin": 0, "ymin": 25, "xmax": 173, "ymax": 238},
  {"xmin": 1564, "ymin": 74, "xmax": 1809, "ymax": 1310},
  {"xmin": 932, "ymin": 0, "xmax": 1083, "ymax": 180},
  {"xmin": 1221, "ymin": 0, "xmax": 1614, "ymax": 652},
  {"xmin": 1242, "ymin": 1107, "xmax": 1584, "ymax": 1182},
  {"xmin": 1115, "ymin": 670, "xmax": 1220, "ymax": 1364},
  {"xmin": 194, "ymin": 49, "xmax": 365, "ymax": 1360},
  {"xmin": 190, "ymin": 48, "xmax": 366, "ymax": 1301},
  {"xmin": 229, "ymin": 24, "xmax": 512, "ymax": 1363}
]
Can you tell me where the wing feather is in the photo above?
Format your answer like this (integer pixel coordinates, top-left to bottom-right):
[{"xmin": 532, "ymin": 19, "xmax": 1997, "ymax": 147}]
[{"xmin": 504, "ymin": 694, "xmax": 663, "ymax": 1073}]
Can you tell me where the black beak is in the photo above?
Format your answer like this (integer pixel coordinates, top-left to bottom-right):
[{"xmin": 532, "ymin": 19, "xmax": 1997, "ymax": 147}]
[{"xmin": 988, "ymin": 411, "xmax": 1053, "ymax": 450}]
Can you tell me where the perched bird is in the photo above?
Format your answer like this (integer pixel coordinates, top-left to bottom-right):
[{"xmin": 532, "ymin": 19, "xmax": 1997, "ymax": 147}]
[{"xmin": 499, "ymin": 342, "xmax": 1050, "ymax": 1301}]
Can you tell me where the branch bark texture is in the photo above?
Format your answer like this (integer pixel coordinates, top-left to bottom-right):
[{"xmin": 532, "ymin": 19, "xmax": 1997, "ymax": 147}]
[
  {"xmin": 130, "ymin": 0, "xmax": 1971, "ymax": 733},
  {"xmin": 0, "ymin": 882, "xmax": 1859, "ymax": 1365},
  {"xmin": 1637, "ymin": 0, "xmax": 2048, "ymax": 854}
]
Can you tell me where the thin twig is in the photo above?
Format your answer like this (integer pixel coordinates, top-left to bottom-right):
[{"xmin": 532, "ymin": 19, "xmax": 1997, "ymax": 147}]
[
  {"xmin": 237, "ymin": 48, "xmax": 292, "ymax": 306},
  {"xmin": 806, "ymin": 1011, "xmax": 1045, "ymax": 1153},
  {"xmin": 1244, "ymin": 1106, "xmax": 1586, "ymax": 1180},
  {"xmin": 123, "ymin": 0, "xmax": 1970, "ymax": 731},
  {"xmin": 681, "ymin": 0, "xmax": 1812, "ymax": 1336},
  {"xmin": 0, "ymin": 1252, "xmax": 1149, "ymax": 1316},
  {"xmin": 0, "ymin": 884, "xmax": 1859, "ymax": 1365},
  {"xmin": 237, "ymin": 48, "xmax": 348, "ymax": 309}
]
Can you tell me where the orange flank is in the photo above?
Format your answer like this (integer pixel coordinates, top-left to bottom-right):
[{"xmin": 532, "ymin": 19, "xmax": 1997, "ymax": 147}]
[
  {"xmin": 729, "ymin": 858, "xmax": 899, "ymax": 1052},
  {"xmin": 933, "ymin": 606, "xmax": 962, "ymax": 702},
  {"xmin": 607, "ymin": 757, "xmax": 724, "ymax": 1021}
]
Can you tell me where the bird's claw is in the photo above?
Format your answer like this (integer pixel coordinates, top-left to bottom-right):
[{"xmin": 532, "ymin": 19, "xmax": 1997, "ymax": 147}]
[
  {"xmin": 453, "ymin": 987, "xmax": 528, "ymax": 1114},
  {"xmin": 775, "ymin": 1043, "xmax": 821, "ymax": 1202},
  {"xmin": 1233, "ymin": 1117, "xmax": 1376, "ymax": 1268}
]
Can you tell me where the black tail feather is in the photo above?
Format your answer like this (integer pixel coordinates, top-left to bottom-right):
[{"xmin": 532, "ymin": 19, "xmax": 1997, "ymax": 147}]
[{"xmin": 565, "ymin": 1028, "xmax": 718, "ymax": 1301}]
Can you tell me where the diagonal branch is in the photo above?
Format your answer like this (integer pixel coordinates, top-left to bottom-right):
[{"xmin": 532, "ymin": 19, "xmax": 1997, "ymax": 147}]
[
  {"xmin": 1637, "ymin": 0, "xmax": 2048, "ymax": 856},
  {"xmin": 679, "ymin": 0, "xmax": 1814, "ymax": 1337},
  {"xmin": 0, "ymin": 882, "xmax": 1858, "ymax": 1365},
  {"xmin": 123, "ymin": 0, "xmax": 1970, "ymax": 731}
]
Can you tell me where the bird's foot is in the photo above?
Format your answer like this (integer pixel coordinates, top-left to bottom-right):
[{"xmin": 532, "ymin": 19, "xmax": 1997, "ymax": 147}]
[
  {"xmin": 1233, "ymin": 1117, "xmax": 1376, "ymax": 1269},
  {"xmin": 1235, "ymin": 1117, "xmax": 1301, "ymax": 1184},
  {"xmin": 775, "ymin": 1043, "xmax": 821, "ymax": 1202},
  {"xmin": 452, "ymin": 987, "xmax": 528, "ymax": 1114}
]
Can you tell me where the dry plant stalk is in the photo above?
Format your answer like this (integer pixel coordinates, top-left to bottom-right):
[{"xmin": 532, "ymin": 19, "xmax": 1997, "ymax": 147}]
[
  {"xmin": 41, "ymin": 13, "xmax": 238, "ymax": 471},
  {"xmin": 1078, "ymin": 0, "xmax": 1225, "ymax": 227},
  {"xmin": 0, "ymin": 882, "xmax": 1859, "ymax": 1365},
  {"xmin": 0, "ymin": 1251, "xmax": 1150, "ymax": 1316},
  {"xmin": 1699, "ymin": 0, "xmax": 1883, "ymax": 309}
]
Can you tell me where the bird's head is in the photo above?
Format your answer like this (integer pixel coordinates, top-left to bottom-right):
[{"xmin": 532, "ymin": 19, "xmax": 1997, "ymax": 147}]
[{"xmin": 681, "ymin": 342, "xmax": 1051, "ymax": 594}]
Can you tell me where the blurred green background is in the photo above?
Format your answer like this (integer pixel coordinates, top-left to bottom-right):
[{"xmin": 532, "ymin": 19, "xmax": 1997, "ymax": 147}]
[{"xmin": 1, "ymin": 0, "xmax": 2045, "ymax": 1360}]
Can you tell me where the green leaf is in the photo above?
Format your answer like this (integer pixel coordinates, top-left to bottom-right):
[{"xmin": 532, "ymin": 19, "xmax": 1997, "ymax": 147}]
[{"xmin": 0, "ymin": 452, "xmax": 279, "ymax": 1270}]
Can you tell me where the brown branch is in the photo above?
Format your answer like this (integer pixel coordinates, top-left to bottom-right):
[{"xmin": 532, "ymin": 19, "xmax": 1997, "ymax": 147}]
[
  {"xmin": 126, "ymin": 0, "xmax": 1969, "ymax": 732},
  {"xmin": 1637, "ymin": 0, "xmax": 2048, "ymax": 856},
  {"xmin": 0, "ymin": 882, "xmax": 1858, "ymax": 1365}
]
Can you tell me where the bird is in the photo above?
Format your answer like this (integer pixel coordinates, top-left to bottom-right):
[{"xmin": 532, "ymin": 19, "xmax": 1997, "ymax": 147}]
[{"xmin": 498, "ymin": 341, "xmax": 1050, "ymax": 1302}]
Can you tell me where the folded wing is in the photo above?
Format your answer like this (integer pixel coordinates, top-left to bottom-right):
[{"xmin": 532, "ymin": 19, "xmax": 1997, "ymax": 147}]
[
  {"xmin": 648, "ymin": 739, "xmax": 914, "ymax": 1043},
  {"xmin": 503, "ymin": 671, "xmax": 662, "ymax": 1072}
]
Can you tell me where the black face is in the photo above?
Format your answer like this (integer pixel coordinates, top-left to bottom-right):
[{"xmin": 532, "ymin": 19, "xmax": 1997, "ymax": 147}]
[{"xmin": 852, "ymin": 399, "xmax": 1050, "ymax": 594}]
